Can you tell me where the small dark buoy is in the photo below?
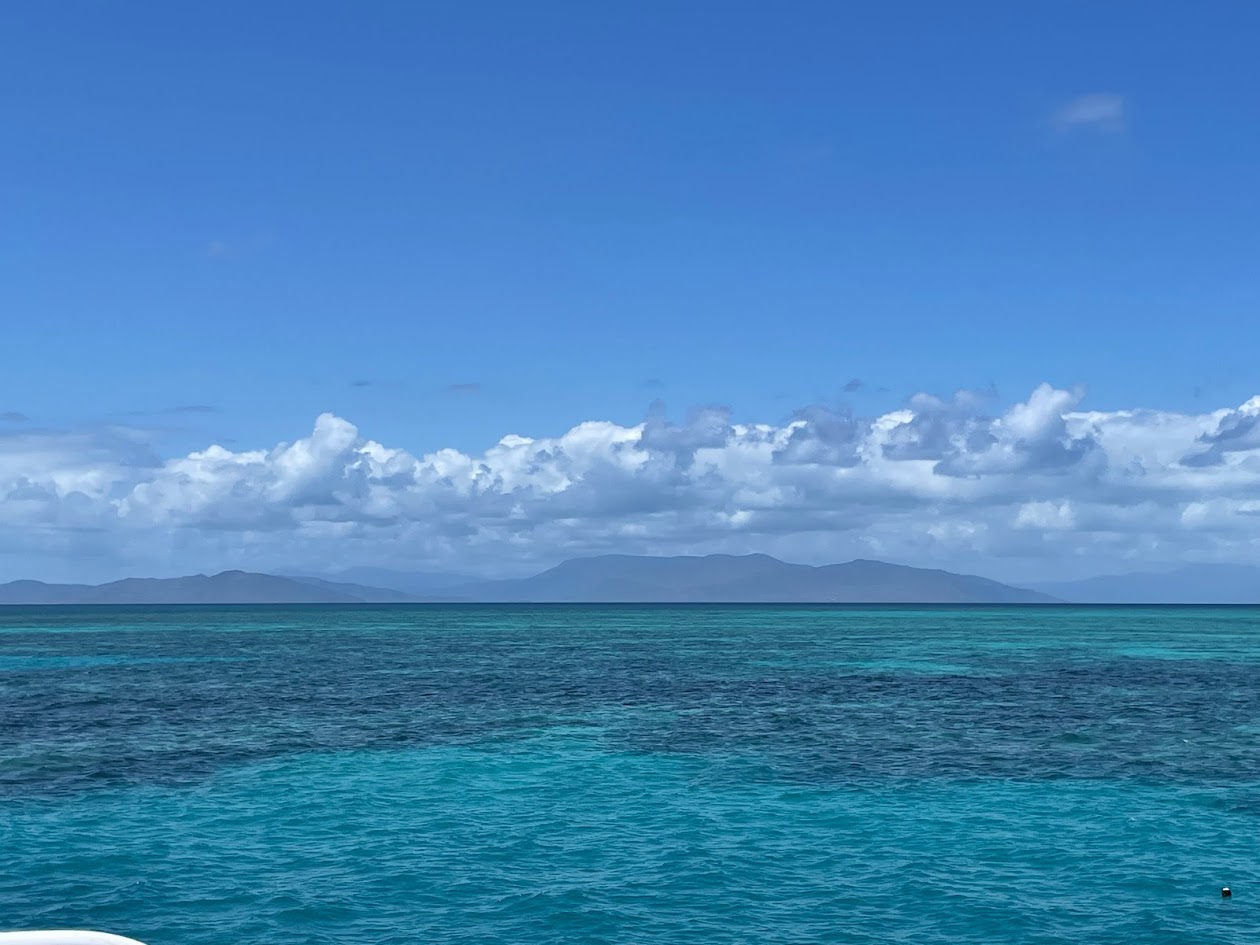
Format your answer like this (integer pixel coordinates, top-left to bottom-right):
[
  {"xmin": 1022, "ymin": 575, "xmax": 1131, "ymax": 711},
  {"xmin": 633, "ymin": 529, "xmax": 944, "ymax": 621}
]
[{"xmin": 1222, "ymin": 887, "xmax": 1232, "ymax": 899}]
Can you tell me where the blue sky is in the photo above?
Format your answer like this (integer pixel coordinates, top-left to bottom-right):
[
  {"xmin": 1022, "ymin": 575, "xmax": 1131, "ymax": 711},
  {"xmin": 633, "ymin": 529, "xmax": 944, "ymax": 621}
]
[{"xmin": 3, "ymin": 2, "xmax": 1260, "ymax": 582}]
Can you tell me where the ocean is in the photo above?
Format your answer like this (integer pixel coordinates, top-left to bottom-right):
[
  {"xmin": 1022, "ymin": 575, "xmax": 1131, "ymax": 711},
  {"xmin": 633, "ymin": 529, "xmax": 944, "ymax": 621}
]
[{"xmin": 1, "ymin": 604, "xmax": 1257, "ymax": 944}]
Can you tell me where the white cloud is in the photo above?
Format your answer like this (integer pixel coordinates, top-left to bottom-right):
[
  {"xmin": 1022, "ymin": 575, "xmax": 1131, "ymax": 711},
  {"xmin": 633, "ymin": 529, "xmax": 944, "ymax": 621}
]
[
  {"xmin": 1014, "ymin": 500, "xmax": 1076, "ymax": 531},
  {"xmin": 1052, "ymin": 93, "xmax": 1126, "ymax": 132},
  {"xmin": 4, "ymin": 384, "xmax": 1260, "ymax": 583}
]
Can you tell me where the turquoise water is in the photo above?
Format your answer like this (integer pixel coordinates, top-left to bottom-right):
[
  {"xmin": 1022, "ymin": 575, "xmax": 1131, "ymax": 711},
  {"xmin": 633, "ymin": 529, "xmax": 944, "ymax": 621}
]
[{"xmin": 2, "ymin": 605, "xmax": 1258, "ymax": 944}]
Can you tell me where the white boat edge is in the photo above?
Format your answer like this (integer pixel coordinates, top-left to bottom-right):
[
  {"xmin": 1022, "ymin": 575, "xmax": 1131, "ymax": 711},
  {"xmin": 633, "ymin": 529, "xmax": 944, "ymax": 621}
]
[{"xmin": 0, "ymin": 934, "xmax": 148, "ymax": 945}]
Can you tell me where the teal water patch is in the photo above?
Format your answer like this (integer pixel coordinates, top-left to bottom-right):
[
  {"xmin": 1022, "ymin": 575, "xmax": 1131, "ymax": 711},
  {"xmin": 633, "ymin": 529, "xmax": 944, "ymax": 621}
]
[
  {"xmin": 4, "ymin": 745, "xmax": 1257, "ymax": 945},
  {"xmin": 2, "ymin": 604, "xmax": 1259, "ymax": 943}
]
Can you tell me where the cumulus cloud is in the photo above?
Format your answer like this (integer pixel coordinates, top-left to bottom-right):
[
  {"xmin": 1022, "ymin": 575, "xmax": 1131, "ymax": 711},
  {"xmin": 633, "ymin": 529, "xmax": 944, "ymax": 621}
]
[
  {"xmin": 1180, "ymin": 396, "xmax": 1260, "ymax": 467},
  {"xmin": 3, "ymin": 384, "xmax": 1260, "ymax": 581},
  {"xmin": 1052, "ymin": 93, "xmax": 1126, "ymax": 132},
  {"xmin": 774, "ymin": 405, "xmax": 862, "ymax": 467}
]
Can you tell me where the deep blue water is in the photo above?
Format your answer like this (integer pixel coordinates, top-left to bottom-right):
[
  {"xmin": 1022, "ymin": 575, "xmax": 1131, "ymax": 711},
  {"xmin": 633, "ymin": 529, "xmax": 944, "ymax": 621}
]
[{"xmin": 2, "ymin": 604, "xmax": 1258, "ymax": 944}]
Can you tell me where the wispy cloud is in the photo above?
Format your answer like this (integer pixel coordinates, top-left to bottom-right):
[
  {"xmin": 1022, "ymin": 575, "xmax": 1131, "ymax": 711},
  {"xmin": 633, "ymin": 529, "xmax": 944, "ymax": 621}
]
[
  {"xmin": 124, "ymin": 405, "xmax": 217, "ymax": 418},
  {"xmin": 1052, "ymin": 93, "xmax": 1126, "ymax": 133},
  {"xmin": 842, "ymin": 379, "xmax": 864, "ymax": 393},
  {"xmin": 447, "ymin": 383, "xmax": 482, "ymax": 395},
  {"xmin": 205, "ymin": 234, "xmax": 276, "ymax": 259},
  {"xmin": 0, "ymin": 411, "xmax": 29, "ymax": 423}
]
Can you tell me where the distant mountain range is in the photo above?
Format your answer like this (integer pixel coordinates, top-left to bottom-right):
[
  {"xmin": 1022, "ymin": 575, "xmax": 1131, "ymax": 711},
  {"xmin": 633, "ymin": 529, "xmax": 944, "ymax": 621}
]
[
  {"xmin": 5, "ymin": 555, "xmax": 1257, "ymax": 606},
  {"xmin": 444, "ymin": 554, "xmax": 1057, "ymax": 603},
  {"xmin": 0, "ymin": 555, "xmax": 1057, "ymax": 605},
  {"xmin": 1030, "ymin": 563, "xmax": 1260, "ymax": 604}
]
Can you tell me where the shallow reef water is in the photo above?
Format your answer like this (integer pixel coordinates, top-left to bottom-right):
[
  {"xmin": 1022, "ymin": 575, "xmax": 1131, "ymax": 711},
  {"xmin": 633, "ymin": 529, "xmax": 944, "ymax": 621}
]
[{"xmin": 2, "ymin": 604, "xmax": 1258, "ymax": 944}]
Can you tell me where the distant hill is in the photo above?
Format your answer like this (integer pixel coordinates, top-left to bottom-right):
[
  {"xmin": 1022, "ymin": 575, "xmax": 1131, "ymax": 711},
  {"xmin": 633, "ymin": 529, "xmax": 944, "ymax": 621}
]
[
  {"xmin": 448, "ymin": 554, "xmax": 1059, "ymax": 603},
  {"xmin": 1031, "ymin": 563, "xmax": 1260, "ymax": 604},
  {"xmin": 309, "ymin": 567, "xmax": 478, "ymax": 597},
  {"xmin": 285, "ymin": 575, "xmax": 424, "ymax": 603},
  {"xmin": 0, "ymin": 571, "xmax": 422, "ymax": 605}
]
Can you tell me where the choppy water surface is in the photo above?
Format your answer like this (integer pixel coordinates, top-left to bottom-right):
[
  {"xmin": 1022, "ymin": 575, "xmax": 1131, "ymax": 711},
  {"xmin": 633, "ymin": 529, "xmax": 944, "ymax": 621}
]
[{"xmin": 2, "ymin": 604, "xmax": 1258, "ymax": 944}]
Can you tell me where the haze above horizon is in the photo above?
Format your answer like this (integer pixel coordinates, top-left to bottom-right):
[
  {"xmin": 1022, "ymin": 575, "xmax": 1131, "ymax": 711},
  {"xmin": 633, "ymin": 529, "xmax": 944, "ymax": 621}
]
[{"xmin": 3, "ymin": 2, "xmax": 1259, "ymax": 585}]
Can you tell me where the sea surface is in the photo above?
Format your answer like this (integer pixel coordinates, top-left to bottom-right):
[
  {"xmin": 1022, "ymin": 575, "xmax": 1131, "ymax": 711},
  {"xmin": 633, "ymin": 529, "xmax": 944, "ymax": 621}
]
[{"xmin": 2, "ymin": 604, "xmax": 1258, "ymax": 944}]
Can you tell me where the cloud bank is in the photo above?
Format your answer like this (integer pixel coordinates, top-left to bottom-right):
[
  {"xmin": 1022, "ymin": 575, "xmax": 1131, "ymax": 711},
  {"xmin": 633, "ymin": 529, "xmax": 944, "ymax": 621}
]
[{"xmin": 3, "ymin": 384, "xmax": 1260, "ymax": 582}]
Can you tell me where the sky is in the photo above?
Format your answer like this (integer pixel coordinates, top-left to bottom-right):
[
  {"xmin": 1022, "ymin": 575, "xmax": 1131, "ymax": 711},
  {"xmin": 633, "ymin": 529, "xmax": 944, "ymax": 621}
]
[{"xmin": 2, "ymin": 1, "xmax": 1259, "ymax": 584}]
